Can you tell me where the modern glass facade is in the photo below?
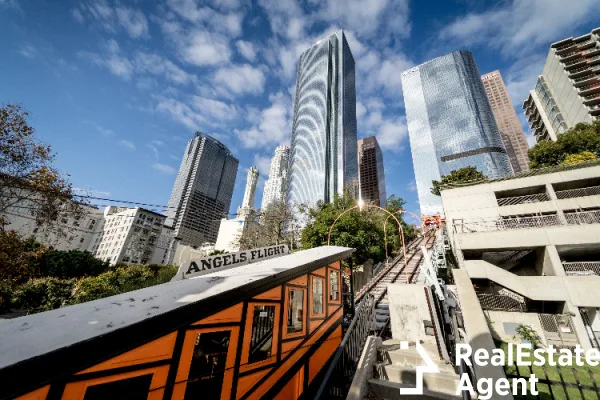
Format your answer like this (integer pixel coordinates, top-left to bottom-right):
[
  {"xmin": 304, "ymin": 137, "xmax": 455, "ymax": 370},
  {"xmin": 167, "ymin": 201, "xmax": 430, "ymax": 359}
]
[
  {"xmin": 402, "ymin": 51, "xmax": 513, "ymax": 216},
  {"xmin": 287, "ymin": 30, "xmax": 358, "ymax": 207},
  {"xmin": 165, "ymin": 133, "xmax": 238, "ymax": 247}
]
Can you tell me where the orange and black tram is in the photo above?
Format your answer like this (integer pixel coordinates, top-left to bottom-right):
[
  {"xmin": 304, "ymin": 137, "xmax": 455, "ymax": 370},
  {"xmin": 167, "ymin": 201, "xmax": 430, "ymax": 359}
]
[{"xmin": 0, "ymin": 246, "xmax": 355, "ymax": 400}]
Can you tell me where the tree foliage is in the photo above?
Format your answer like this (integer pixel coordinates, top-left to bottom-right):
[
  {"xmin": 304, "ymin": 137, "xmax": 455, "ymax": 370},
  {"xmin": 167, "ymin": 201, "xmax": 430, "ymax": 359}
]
[
  {"xmin": 235, "ymin": 201, "xmax": 302, "ymax": 251},
  {"xmin": 300, "ymin": 191, "xmax": 415, "ymax": 266},
  {"xmin": 431, "ymin": 167, "xmax": 488, "ymax": 196},
  {"xmin": 0, "ymin": 104, "xmax": 82, "ymax": 235},
  {"xmin": 561, "ymin": 151, "xmax": 597, "ymax": 166},
  {"xmin": 528, "ymin": 121, "xmax": 600, "ymax": 169}
]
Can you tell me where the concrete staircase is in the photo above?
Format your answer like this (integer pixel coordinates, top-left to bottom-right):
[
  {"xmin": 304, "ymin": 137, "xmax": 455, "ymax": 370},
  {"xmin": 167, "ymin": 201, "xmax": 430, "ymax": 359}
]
[{"xmin": 368, "ymin": 340, "xmax": 464, "ymax": 399}]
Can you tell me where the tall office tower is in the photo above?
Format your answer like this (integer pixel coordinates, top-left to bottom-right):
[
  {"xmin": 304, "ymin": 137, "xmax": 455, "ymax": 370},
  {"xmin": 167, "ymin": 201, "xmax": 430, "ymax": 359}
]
[
  {"xmin": 482, "ymin": 71, "xmax": 530, "ymax": 173},
  {"xmin": 261, "ymin": 145, "xmax": 290, "ymax": 210},
  {"xmin": 238, "ymin": 166, "xmax": 259, "ymax": 218},
  {"xmin": 357, "ymin": 137, "xmax": 386, "ymax": 207},
  {"xmin": 287, "ymin": 30, "xmax": 358, "ymax": 207},
  {"xmin": 402, "ymin": 50, "xmax": 513, "ymax": 216},
  {"xmin": 165, "ymin": 132, "xmax": 238, "ymax": 247},
  {"xmin": 523, "ymin": 27, "xmax": 600, "ymax": 143}
]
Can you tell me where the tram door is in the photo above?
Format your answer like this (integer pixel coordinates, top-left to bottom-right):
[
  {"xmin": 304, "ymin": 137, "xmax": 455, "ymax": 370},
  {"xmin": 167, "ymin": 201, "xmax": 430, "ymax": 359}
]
[{"xmin": 184, "ymin": 331, "xmax": 231, "ymax": 399}]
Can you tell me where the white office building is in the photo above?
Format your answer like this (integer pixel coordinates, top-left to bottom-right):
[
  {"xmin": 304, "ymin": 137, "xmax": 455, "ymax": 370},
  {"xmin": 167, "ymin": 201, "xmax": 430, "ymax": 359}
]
[
  {"xmin": 441, "ymin": 160, "xmax": 600, "ymax": 350},
  {"xmin": 261, "ymin": 146, "xmax": 290, "ymax": 210},
  {"xmin": 237, "ymin": 166, "xmax": 259, "ymax": 219},
  {"xmin": 92, "ymin": 206, "xmax": 173, "ymax": 266}
]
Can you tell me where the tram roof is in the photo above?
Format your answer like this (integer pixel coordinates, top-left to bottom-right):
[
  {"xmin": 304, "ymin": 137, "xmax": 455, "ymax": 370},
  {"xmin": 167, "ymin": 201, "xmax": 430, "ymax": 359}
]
[{"xmin": 0, "ymin": 246, "xmax": 354, "ymax": 373}]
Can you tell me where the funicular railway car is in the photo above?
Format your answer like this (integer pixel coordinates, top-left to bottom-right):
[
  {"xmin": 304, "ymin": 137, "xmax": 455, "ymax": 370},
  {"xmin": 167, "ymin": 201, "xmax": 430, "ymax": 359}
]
[{"xmin": 0, "ymin": 246, "xmax": 355, "ymax": 400}]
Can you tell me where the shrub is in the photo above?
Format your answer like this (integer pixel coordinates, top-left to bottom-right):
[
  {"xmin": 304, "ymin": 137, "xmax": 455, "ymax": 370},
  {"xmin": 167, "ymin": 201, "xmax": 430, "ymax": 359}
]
[
  {"xmin": 0, "ymin": 281, "xmax": 14, "ymax": 312},
  {"xmin": 11, "ymin": 277, "xmax": 74, "ymax": 311},
  {"xmin": 71, "ymin": 273, "xmax": 120, "ymax": 304},
  {"xmin": 39, "ymin": 249, "xmax": 110, "ymax": 279}
]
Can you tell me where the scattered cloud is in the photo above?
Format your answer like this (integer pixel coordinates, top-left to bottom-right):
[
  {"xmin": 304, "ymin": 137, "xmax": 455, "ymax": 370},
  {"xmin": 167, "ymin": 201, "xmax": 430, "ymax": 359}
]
[
  {"xmin": 254, "ymin": 154, "xmax": 272, "ymax": 176},
  {"xmin": 236, "ymin": 40, "xmax": 257, "ymax": 61},
  {"xmin": 439, "ymin": 0, "xmax": 600, "ymax": 55},
  {"xmin": 152, "ymin": 163, "xmax": 177, "ymax": 174},
  {"xmin": 214, "ymin": 64, "xmax": 266, "ymax": 95},
  {"xmin": 192, "ymin": 96, "xmax": 238, "ymax": 121},
  {"xmin": 146, "ymin": 140, "xmax": 164, "ymax": 159},
  {"xmin": 115, "ymin": 7, "xmax": 149, "ymax": 39},
  {"xmin": 406, "ymin": 180, "xmax": 417, "ymax": 192},
  {"xmin": 78, "ymin": 39, "xmax": 134, "ymax": 80},
  {"xmin": 118, "ymin": 139, "xmax": 136, "ymax": 150},
  {"xmin": 236, "ymin": 92, "xmax": 291, "ymax": 149},
  {"xmin": 180, "ymin": 30, "xmax": 232, "ymax": 66},
  {"xmin": 18, "ymin": 45, "xmax": 36, "ymax": 59},
  {"xmin": 166, "ymin": 0, "xmax": 244, "ymax": 36},
  {"xmin": 134, "ymin": 52, "xmax": 196, "ymax": 85},
  {"xmin": 73, "ymin": 187, "xmax": 111, "ymax": 198},
  {"xmin": 155, "ymin": 97, "xmax": 203, "ymax": 131}
]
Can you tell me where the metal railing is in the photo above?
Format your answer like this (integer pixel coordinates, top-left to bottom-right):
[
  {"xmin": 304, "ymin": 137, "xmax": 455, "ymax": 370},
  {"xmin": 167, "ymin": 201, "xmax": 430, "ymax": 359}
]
[
  {"xmin": 478, "ymin": 293, "xmax": 526, "ymax": 312},
  {"xmin": 555, "ymin": 185, "xmax": 600, "ymax": 199},
  {"xmin": 565, "ymin": 209, "xmax": 600, "ymax": 225},
  {"xmin": 563, "ymin": 261, "xmax": 600, "ymax": 276},
  {"xmin": 454, "ymin": 214, "xmax": 562, "ymax": 233},
  {"xmin": 574, "ymin": 74, "xmax": 595, "ymax": 82},
  {"xmin": 314, "ymin": 294, "xmax": 375, "ymax": 399},
  {"xmin": 496, "ymin": 192, "xmax": 550, "ymax": 206},
  {"xmin": 580, "ymin": 82, "xmax": 600, "ymax": 92}
]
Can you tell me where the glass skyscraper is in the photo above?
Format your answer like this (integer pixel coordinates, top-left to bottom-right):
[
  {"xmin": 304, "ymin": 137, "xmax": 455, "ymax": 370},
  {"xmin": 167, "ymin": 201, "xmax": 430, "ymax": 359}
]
[
  {"xmin": 287, "ymin": 30, "xmax": 358, "ymax": 207},
  {"xmin": 165, "ymin": 133, "xmax": 238, "ymax": 247},
  {"xmin": 402, "ymin": 50, "xmax": 513, "ymax": 216}
]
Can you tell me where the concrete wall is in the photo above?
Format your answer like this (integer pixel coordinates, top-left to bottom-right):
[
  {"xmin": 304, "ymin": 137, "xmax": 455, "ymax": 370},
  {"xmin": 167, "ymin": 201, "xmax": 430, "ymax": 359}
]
[
  {"xmin": 484, "ymin": 310, "xmax": 547, "ymax": 346},
  {"xmin": 388, "ymin": 284, "xmax": 436, "ymax": 346}
]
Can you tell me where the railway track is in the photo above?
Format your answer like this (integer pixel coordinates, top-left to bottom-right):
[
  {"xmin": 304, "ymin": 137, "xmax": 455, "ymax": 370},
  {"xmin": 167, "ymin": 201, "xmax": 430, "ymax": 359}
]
[{"xmin": 354, "ymin": 231, "xmax": 436, "ymax": 330}]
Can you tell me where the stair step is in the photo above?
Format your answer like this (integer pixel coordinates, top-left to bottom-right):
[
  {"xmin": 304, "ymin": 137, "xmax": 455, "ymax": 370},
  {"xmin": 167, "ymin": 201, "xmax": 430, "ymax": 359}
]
[
  {"xmin": 368, "ymin": 379, "xmax": 462, "ymax": 400},
  {"xmin": 375, "ymin": 364, "xmax": 461, "ymax": 396}
]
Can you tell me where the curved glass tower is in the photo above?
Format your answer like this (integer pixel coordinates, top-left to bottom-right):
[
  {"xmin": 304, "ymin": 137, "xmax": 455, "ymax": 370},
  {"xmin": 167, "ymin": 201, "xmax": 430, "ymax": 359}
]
[
  {"xmin": 287, "ymin": 30, "xmax": 358, "ymax": 207},
  {"xmin": 402, "ymin": 50, "xmax": 513, "ymax": 216}
]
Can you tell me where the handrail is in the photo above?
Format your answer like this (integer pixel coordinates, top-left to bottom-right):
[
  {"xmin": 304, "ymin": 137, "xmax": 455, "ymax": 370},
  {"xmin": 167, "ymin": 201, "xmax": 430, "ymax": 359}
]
[
  {"xmin": 555, "ymin": 184, "xmax": 600, "ymax": 199},
  {"xmin": 314, "ymin": 293, "xmax": 375, "ymax": 399}
]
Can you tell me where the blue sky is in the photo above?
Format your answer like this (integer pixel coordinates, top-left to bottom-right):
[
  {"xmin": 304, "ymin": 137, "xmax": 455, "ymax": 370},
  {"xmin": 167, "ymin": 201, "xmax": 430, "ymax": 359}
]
[{"xmin": 1, "ymin": 0, "xmax": 599, "ymax": 221}]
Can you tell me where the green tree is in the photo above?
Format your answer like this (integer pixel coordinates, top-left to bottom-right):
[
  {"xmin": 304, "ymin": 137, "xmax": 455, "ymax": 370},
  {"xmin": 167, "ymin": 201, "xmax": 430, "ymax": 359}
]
[
  {"xmin": 431, "ymin": 167, "xmax": 488, "ymax": 196},
  {"xmin": 562, "ymin": 151, "xmax": 597, "ymax": 166},
  {"xmin": 301, "ymin": 191, "xmax": 413, "ymax": 266},
  {"xmin": 528, "ymin": 121, "xmax": 600, "ymax": 168},
  {"xmin": 208, "ymin": 249, "xmax": 227, "ymax": 256},
  {"xmin": 38, "ymin": 249, "xmax": 110, "ymax": 279}
]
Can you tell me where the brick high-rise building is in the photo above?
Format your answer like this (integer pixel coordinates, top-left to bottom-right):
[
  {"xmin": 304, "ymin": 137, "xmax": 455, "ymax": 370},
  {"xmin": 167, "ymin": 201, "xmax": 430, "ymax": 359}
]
[
  {"xmin": 357, "ymin": 137, "xmax": 386, "ymax": 207},
  {"xmin": 481, "ymin": 70, "xmax": 530, "ymax": 173}
]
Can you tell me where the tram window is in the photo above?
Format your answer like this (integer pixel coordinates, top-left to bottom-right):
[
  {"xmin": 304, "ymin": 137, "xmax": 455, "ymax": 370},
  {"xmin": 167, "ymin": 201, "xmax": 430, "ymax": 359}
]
[
  {"xmin": 330, "ymin": 270, "xmax": 339, "ymax": 301},
  {"xmin": 185, "ymin": 330, "xmax": 231, "ymax": 400},
  {"xmin": 249, "ymin": 305, "xmax": 275, "ymax": 363},
  {"xmin": 84, "ymin": 374, "xmax": 152, "ymax": 400},
  {"xmin": 312, "ymin": 277, "xmax": 324, "ymax": 315},
  {"xmin": 287, "ymin": 289, "xmax": 304, "ymax": 334}
]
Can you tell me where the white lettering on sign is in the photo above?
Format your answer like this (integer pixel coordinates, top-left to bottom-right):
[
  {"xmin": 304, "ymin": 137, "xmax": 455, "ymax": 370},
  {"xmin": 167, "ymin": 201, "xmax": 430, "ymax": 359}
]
[{"xmin": 172, "ymin": 244, "xmax": 290, "ymax": 281}]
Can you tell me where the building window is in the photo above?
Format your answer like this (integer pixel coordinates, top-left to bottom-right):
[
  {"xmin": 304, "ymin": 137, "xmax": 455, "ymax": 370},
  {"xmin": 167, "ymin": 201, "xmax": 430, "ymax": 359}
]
[
  {"xmin": 248, "ymin": 305, "xmax": 275, "ymax": 364},
  {"xmin": 79, "ymin": 237, "xmax": 85, "ymax": 243},
  {"xmin": 330, "ymin": 270, "xmax": 339, "ymax": 301},
  {"xmin": 185, "ymin": 330, "xmax": 231, "ymax": 399},
  {"xmin": 287, "ymin": 289, "xmax": 304, "ymax": 335},
  {"xmin": 312, "ymin": 276, "xmax": 324, "ymax": 316}
]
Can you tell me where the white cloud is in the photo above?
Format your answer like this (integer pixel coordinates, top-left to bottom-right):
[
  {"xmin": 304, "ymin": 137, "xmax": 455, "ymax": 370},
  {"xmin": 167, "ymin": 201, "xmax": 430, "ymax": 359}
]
[
  {"xmin": 166, "ymin": 0, "xmax": 243, "ymax": 36},
  {"xmin": 236, "ymin": 92, "xmax": 292, "ymax": 149},
  {"xmin": 376, "ymin": 117, "xmax": 408, "ymax": 151},
  {"xmin": 147, "ymin": 140, "xmax": 164, "ymax": 159},
  {"xmin": 377, "ymin": 54, "xmax": 413, "ymax": 94},
  {"xmin": 181, "ymin": 30, "xmax": 232, "ymax": 66},
  {"xmin": 73, "ymin": 187, "xmax": 111, "ymax": 198},
  {"xmin": 214, "ymin": 64, "xmax": 266, "ymax": 95},
  {"xmin": 134, "ymin": 52, "xmax": 196, "ymax": 85},
  {"xmin": 71, "ymin": 8, "xmax": 84, "ymax": 23},
  {"xmin": 236, "ymin": 40, "xmax": 256, "ymax": 61},
  {"xmin": 18, "ymin": 45, "xmax": 36, "ymax": 59},
  {"xmin": 192, "ymin": 96, "xmax": 238, "ymax": 120},
  {"xmin": 503, "ymin": 53, "xmax": 546, "ymax": 108},
  {"xmin": 439, "ymin": 0, "xmax": 600, "ymax": 54},
  {"xmin": 118, "ymin": 139, "xmax": 136, "ymax": 150},
  {"xmin": 156, "ymin": 97, "xmax": 204, "ymax": 130},
  {"xmin": 79, "ymin": 39, "xmax": 134, "ymax": 80},
  {"xmin": 254, "ymin": 154, "xmax": 272, "ymax": 176},
  {"xmin": 115, "ymin": 7, "xmax": 149, "ymax": 38},
  {"xmin": 406, "ymin": 180, "xmax": 417, "ymax": 192},
  {"xmin": 152, "ymin": 163, "xmax": 177, "ymax": 174},
  {"xmin": 258, "ymin": 0, "xmax": 305, "ymax": 40}
]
